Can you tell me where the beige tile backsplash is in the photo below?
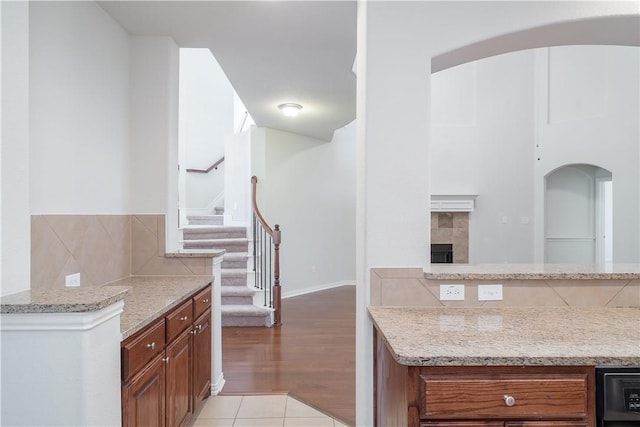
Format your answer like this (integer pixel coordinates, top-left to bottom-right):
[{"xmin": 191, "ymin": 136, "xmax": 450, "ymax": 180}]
[
  {"xmin": 371, "ymin": 268, "xmax": 640, "ymax": 308},
  {"xmin": 31, "ymin": 214, "xmax": 211, "ymax": 289}
]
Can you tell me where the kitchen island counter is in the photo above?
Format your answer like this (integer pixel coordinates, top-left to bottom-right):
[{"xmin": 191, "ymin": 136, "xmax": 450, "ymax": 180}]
[{"xmin": 369, "ymin": 305, "xmax": 640, "ymax": 366}]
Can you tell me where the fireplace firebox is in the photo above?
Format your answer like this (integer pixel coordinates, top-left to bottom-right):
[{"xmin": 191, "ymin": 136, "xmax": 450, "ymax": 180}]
[{"xmin": 431, "ymin": 244, "xmax": 453, "ymax": 263}]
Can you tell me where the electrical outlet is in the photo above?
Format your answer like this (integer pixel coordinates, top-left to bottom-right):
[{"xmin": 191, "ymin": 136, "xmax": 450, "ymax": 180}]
[
  {"xmin": 478, "ymin": 284, "xmax": 503, "ymax": 301},
  {"xmin": 439, "ymin": 284, "xmax": 465, "ymax": 301},
  {"xmin": 65, "ymin": 273, "xmax": 81, "ymax": 287}
]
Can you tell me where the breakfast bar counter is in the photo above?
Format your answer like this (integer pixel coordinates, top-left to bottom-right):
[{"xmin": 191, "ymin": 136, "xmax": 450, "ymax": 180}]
[{"xmin": 368, "ymin": 306, "xmax": 640, "ymax": 366}]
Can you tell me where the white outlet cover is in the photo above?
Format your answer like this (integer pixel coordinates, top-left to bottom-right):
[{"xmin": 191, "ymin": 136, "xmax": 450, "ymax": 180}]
[
  {"xmin": 65, "ymin": 273, "xmax": 81, "ymax": 287},
  {"xmin": 439, "ymin": 284, "xmax": 465, "ymax": 301}
]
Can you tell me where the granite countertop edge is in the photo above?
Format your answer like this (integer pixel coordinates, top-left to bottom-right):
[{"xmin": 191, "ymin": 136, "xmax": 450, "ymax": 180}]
[
  {"xmin": 369, "ymin": 306, "xmax": 640, "ymax": 367},
  {"xmin": 0, "ymin": 287, "xmax": 130, "ymax": 314},
  {"xmin": 423, "ymin": 272, "xmax": 640, "ymax": 280}
]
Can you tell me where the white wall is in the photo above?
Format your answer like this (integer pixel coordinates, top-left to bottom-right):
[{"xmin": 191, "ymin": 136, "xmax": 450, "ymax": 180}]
[
  {"xmin": 178, "ymin": 49, "xmax": 233, "ymax": 214},
  {"xmin": 29, "ymin": 1, "xmax": 130, "ymax": 214},
  {"xmin": 224, "ymin": 129, "xmax": 251, "ymax": 225},
  {"xmin": 129, "ymin": 36, "xmax": 181, "ymax": 250},
  {"xmin": 252, "ymin": 123, "xmax": 356, "ymax": 296},
  {"xmin": 534, "ymin": 45, "xmax": 640, "ymax": 263},
  {"xmin": 431, "ymin": 45, "xmax": 639, "ymax": 264},
  {"xmin": 1, "ymin": 1, "xmax": 30, "ymax": 297},
  {"xmin": 431, "ymin": 50, "xmax": 535, "ymax": 263}
]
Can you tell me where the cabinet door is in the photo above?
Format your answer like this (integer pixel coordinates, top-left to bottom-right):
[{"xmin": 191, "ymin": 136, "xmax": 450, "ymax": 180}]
[
  {"xmin": 193, "ymin": 308, "xmax": 212, "ymax": 408},
  {"xmin": 166, "ymin": 329, "xmax": 192, "ymax": 427},
  {"xmin": 122, "ymin": 354, "xmax": 166, "ymax": 427}
]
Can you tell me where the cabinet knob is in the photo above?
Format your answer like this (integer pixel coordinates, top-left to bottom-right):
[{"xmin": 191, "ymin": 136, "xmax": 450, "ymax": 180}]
[
  {"xmin": 162, "ymin": 356, "xmax": 169, "ymax": 363},
  {"xmin": 503, "ymin": 395, "xmax": 516, "ymax": 407},
  {"xmin": 146, "ymin": 342, "xmax": 156, "ymax": 350},
  {"xmin": 202, "ymin": 298, "xmax": 209, "ymax": 304},
  {"xmin": 180, "ymin": 316, "xmax": 188, "ymax": 321}
]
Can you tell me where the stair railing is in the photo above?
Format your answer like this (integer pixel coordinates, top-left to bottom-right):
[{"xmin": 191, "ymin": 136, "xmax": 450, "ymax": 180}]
[
  {"xmin": 251, "ymin": 176, "xmax": 282, "ymax": 326},
  {"xmin": 186, "ymin": 156, "xmax": 225, "ymax": 173}
]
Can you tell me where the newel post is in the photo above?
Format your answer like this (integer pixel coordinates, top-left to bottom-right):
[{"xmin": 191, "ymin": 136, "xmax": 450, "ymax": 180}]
[{"xmin": 273, "ymin": 224, "xmax": 282, "ymax": 326}]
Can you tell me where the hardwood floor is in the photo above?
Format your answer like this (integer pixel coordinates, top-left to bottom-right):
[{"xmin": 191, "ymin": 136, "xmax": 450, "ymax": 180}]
[{"xmin": 221, "ymin": 285, "xmax": 356, "ymax": 426}]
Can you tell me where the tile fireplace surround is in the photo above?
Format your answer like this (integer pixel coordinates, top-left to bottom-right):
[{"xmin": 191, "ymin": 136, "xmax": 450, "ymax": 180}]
[{"xmin": 431, "ymin": 212, "xmax": 469, "ymax": 263}]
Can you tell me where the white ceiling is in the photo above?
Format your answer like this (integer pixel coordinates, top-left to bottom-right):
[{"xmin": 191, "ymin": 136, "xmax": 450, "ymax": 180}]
[{"xmin": 98, "ymin": 1, "xmax": 357, "ymax": 142}]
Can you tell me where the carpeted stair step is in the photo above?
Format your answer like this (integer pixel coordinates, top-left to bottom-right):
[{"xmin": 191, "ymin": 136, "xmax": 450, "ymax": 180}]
[
  {"xmin": 187, "ymin": 215, "xmax": 223, "ymax": 226},
  {"xmin": 221, "ymin": 286, "xmax": 255, "ymax": 305},
  {"xmin": 221, "ymin": 305, "xmax": 273, "ymax": 327},
  {"xmin": 222, "ymin": 252, "xmax": 249, "ymax": 269},
  {"xmin": 183, "ymin": 226, "xmax": 246, "ymax": 240},
  {"xmin": 183, "ymin": 238, "xmax": 249, "ymax": 253},
  {"xmin": 221, "ymin": 268, "xmax": 248, "ymax": 286}
]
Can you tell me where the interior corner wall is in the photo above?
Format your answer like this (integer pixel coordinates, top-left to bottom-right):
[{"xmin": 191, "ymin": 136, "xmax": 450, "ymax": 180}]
[
  {"xmin": 29, "ymin": 1, "xmax": 131, "ymax": 214},
  {"xmin": 254, "ymin": 124, "xmax": 356, "ymax": 296},
  {"xmin": 179, "ymin": 49, "xmax": 233, "ymax": 212},
  {"xmin": 130, "ymin": 35, "xmax": 180, "ymax": 250},
  {"xmin": 1, "ymin": 1, "xmax": 30, "ymax": 296}
]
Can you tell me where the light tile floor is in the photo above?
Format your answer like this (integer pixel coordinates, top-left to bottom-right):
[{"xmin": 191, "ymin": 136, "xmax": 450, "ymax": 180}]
[{"xmin": 192, "ymin": 394, "xmax": 350, "ymax": 427}]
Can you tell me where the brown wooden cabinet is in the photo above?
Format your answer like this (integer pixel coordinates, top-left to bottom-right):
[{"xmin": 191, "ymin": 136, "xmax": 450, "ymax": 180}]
[
  {"xmin": 374, "ymin": 328, "xmax": 595, "ymax": 427},
  {"xmin": 122, "ymin": 284, "xmax": 212, "ymax": 427}
]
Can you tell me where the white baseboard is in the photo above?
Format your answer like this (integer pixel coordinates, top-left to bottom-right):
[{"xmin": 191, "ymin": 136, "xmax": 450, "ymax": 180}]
[
  {"xmin": 210, "ymin": 373, "xmax": 225, "ymax": 396},
  {"xmin": 282, "ymin": 281, "xmax": 356, "ymax": 299}
]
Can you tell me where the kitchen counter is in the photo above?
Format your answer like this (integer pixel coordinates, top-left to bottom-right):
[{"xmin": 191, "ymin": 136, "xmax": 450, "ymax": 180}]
[
  {"xmin": 0, "ymin": 275, "xmax": 212, "ymax": 340},
  {"xmin": 423, "ymin": 263, "xmax": 640, "ymax": 280},
  {"xmin": 104, "ymin": 275, "xmax": 212, "ymax": 339},
  {"xmin": 368, "ymin": 306, "xmax": 640, "ymax": 366}
]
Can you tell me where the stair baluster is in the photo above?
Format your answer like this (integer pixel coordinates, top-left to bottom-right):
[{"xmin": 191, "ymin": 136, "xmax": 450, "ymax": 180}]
[{"xmin": 251, "ymin": 176, "xmax": 282, "ymax": 326}]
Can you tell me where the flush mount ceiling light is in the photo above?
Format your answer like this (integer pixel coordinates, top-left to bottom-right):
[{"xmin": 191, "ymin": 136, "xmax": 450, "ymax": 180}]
[{"xmin": 278, "ymin": 103, "xmax": 303, "ymax": 118}]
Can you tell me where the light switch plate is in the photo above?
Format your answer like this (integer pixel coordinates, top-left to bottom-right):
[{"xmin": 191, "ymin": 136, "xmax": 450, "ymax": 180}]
[{"xmin": 478, "ymin": 284, "xmax": 503, "ymax": 301}]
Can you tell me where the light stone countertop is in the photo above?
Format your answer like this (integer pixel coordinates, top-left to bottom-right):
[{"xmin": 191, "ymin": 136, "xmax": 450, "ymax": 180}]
[
  {"xmin": 424, "ymin": 263, "xmax": 640, "ymax": 280},
  {"xmin": 0, "ymin": 286, "xmax": 130, "ymax": 314},
  {"xmin": 165, "ymin": 249, "xmax": 226, "ymax": 258},
  {"xmin": 368, "ymin": 306, "xmax": 640, "ymax": 367},
  {"xmin": 104, "ymin": 275, "xmax": 212, "ymax": 340}
]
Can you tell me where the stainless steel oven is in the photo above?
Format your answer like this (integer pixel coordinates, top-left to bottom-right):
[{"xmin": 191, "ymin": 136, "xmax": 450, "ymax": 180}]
[{"xmin": 596, "ymin": 366, "xmax": 640, "ymax": 427}]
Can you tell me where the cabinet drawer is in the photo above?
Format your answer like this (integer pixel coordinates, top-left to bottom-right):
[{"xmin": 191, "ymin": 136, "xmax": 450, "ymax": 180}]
[
  {"xmin": 420, "ymin": 374, "xmax": 588, "ymax": 419},
  {"xmin": 122, "ymin": 318, "xmax": 166, "ymax": 382},
  {"xmin": 193, "ymin": 286, "xmax": 212, "ymax": 319},
  {"xmin": 166, "ymin": 300, "xmax": 193, "ymax": 342}
]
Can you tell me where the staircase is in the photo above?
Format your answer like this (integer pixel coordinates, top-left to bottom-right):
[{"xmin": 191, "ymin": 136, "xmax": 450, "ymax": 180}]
[{"xmin": 183, "ymin": 214, "xmax": 273, "ymax": 327}]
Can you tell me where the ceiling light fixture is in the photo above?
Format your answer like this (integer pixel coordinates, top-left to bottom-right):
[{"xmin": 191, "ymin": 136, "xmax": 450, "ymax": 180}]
[{"xmin": 278, "ymin": 103, "xmax": 303, "ymax": 118}]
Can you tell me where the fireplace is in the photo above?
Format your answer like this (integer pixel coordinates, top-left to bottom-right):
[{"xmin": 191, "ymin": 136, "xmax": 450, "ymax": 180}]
[
  {"xmin": 430, "ymin": 212, "xmax": 469, "ymax": 263},
  {"xmin": 431, "ymin": 244, "xmax": 453, "ymax": 263}
]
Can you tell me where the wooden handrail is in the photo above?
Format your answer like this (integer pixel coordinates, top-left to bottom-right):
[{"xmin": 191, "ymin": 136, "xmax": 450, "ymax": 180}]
[
  {"xmin": 186, "ymin": 156, "xmax": 225, "ymax": 173},
  {"xmin": 251, "ymin": 175, "xmax": 282, "ymax": 326}
]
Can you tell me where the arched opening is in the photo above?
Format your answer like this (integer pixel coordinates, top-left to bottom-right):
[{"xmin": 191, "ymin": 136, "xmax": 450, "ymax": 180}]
[{"xmin": 544, "ymin": 164, "xmax": 613, "ymax": 264}]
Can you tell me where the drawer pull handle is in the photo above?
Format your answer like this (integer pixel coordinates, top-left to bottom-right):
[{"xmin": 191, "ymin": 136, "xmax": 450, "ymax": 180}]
[
  {"xmin": 180, "ymin": 316, "xmax": 188, "ymax": 321},
  {"xmin": 503, "ymin": 395, "xmax": 516, "ymax": 407},
  {"xmin": 162, "ymin": 357, "xmax": 169, "ymax": 363},
  {"xmin": 196, "ymin": 324, "xmax": 203, "ymax": 331},
  {"xmin": 146, "ymin": 342, "xmax": 156, "ymax": 350},
  {"xmin": 202, "ymin": 298, "xmax": 209, "ymax": 303}
]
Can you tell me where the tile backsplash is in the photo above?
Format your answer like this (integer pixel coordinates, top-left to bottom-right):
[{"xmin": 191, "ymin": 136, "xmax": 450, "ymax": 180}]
[
  {"xmin": 370, "ymin": 267, "xmax": 640, "ymax": 308},
  {"xmin": 31, "ymin": 214, "xmax": 212, "ymax": 289}
]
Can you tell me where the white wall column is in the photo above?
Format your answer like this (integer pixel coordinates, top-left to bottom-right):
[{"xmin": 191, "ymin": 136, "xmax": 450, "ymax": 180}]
[
  {"xmin": 356, "ymin": 2, "xmax": 432, "ymax": 425},
  {"xmin": 1, "ymin": 1, "xmax": 30, "ymax": 296},
  {"xmin": 130, "ymin": 36, "xmax": 180, "ymax": 251}
]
